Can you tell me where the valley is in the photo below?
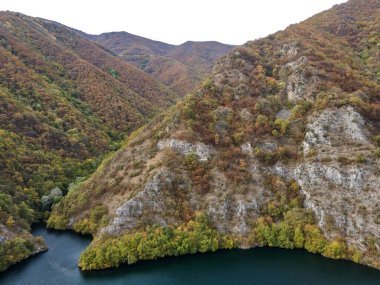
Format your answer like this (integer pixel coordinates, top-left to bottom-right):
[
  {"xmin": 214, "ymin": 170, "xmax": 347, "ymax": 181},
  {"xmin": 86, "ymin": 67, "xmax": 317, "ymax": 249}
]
[{"xmin": 0, "ymin": 0, "xmax": 379, "ymax": 280}]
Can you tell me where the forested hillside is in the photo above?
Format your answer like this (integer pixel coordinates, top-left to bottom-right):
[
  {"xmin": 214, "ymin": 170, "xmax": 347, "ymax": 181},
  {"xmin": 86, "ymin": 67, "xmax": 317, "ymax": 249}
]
[{"xmin": 0, "ymin": 11, "xmax": 175, "ymax": 271}]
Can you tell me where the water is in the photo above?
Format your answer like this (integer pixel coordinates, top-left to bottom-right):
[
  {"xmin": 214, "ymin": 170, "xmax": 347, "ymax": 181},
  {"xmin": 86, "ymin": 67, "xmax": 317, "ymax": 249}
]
[{"xmin": 1, "ymin": 224, "xmax": 380, "ymax": 285}]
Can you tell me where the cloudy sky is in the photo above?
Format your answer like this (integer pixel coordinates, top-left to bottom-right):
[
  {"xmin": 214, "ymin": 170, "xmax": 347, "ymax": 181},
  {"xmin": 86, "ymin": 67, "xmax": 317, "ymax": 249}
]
[{"xmin": 1, "ymin": 0, "xmax": 347, "ymax": 45}]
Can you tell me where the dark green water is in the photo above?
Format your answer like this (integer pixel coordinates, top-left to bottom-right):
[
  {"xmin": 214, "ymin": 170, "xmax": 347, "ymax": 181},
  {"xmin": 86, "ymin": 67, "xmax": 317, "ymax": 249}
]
[{"xmin": 1, "ymin": 224, "xmax": 380, "ymax": 285}]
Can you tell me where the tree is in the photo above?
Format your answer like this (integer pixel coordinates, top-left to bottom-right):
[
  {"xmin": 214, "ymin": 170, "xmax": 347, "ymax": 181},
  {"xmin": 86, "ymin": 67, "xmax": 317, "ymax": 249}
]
[
  {"xmin": 294, "ymin": 226, "xmax": 305, "ymax": 248},
  {"xmin": 6, "ymin": 216, "xmax": 15, "ymax": 228},
  {"xmin": 304, "ymin": 224, "xmax": 327, "ymax": 253},
  {"xmin": 323, "ymin": 240, "xmax": 347, "ymax": 259},
  {"xmin": 41, "ymin": 187, "xmax": 62, "ymax": 210}
]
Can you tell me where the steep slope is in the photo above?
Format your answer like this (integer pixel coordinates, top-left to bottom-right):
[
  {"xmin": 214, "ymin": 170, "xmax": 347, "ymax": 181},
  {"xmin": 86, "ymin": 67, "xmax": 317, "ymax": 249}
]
[
  {"xmin": 85, "ymin": 31, "xmax": 235, "ymax": 96},
  {"xmin": 50, "ymin": 0, "xmax": 380, "ymax": 270},
  {"xmin": 0, "ymin": 11, "xmax": 175, "ymax": 271}
]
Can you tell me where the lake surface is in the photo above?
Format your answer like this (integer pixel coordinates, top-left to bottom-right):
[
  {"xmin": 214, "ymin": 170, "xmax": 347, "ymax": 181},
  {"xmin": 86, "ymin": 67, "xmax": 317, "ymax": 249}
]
[{"xmin": 1, "ymin": 224, "xmax": 380, "ymax": 285}]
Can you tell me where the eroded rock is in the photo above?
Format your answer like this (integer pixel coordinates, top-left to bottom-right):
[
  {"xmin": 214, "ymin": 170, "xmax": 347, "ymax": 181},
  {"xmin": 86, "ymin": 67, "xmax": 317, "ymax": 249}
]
[
  {"xmin": 285, "ymin": 56, "xmax": 318, "ymax": 101},
  {"xmin": 157, "ymin": 139, "xmax": 215, "ymax": 161},
  {"xmin": 240, "ymin": 108, "xmax": 254, "ymax": 121},
  {"xmin": 302, "ymin": 106, "xmax": 370, "ymax": 154},
  {"xmin": 276, "ymin": 108, "xmax": 291, "ymax": 120},
  {"xmin": 101, "ymin": 170, "xmax": 178, "ymax": 235},
  {"xmin": 279, "ymin": 42, "xmax": 299, "ymax": 58},
  {"xmin": 294, "ymin": 162, "xmax": 380, "ymax": 249}
]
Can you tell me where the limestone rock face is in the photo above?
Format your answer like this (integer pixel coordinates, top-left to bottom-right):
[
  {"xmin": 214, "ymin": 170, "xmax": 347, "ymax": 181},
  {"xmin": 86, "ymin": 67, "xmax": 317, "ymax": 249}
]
[
  {"xmin": 157, "ymin": 139, "xmax": 215, "ymax": 161},
  {"xmin": 302, "ymin": 106, "xmax": 370, "ymax": 154},
  {"xmin": 284, "ymin": 56, "xmax": 319, "ymax": 101},
  {"xmin": 189, "ymin": 169, "xmax": 264, "ymax": 236},
  {"xmin": 264, "ymin": 105, "xmax": 379, "ymax": 252},
  {"xmin": 286, "ymin": 56, "xmax": 308, "ymax": 71},
  {"xmin": 241, "ymin": 142, "xmax": 253, "ymax": 155},
  {"xmin": 279, "ymin": 42, "xmax": 299, "ymax": 58},
  {"xmin": 101, "ymin": 165, "xmax": 266, "ymax": 237},
  {"xmin": 275, "ymin": 108, "xmax": 291, "ymax": 120},
  {"xmin": 294, "ymin": 162, "xmax": 380, "ymax": 250},
  {"xmin": 286, "ymin": 73, "xmax": 307, "ymax": 101},
  {"xmin": 292, "ymin": 106, "xmax": 379, "ymax": 251},
  {"xmin": 102, "ymin": 169, "xmax": 179, "ymax": 235},
  {"xmin": 212, "ymin": 48, "xmax": 256, "ymax": 99}
]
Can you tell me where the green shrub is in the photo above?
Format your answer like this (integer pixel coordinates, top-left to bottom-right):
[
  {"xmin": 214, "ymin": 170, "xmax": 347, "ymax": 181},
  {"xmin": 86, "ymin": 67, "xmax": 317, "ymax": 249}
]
[
  {"xmin": 374, "ymin": 135, "xmax": 380, "ymax": 146},
  {"xmin": 304, "ymin": 224, "xmax": 327, "ymax": 253},
  {"xmin": 323, "ymin": 239, "xmax": 347, "ymax": 259},
  {"xmin": 274, "ymin": 118, "xmax": 290, "ymax": 135},
  {"xmin": 355, "ymin": 154, "xmax": 367, "ymax": 163}
]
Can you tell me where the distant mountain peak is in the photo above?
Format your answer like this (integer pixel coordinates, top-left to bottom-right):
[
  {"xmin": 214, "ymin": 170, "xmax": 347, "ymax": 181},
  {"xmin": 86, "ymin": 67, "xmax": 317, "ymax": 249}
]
[{"xmin": 83, "ymin": 31, "xmax": 235, "ymax": 96}]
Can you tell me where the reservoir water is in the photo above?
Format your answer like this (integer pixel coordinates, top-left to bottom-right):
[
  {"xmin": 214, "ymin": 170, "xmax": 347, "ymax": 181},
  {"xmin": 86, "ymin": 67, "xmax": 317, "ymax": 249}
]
[{"xmin": 1, "ymin": 224, "xmax": 380, "ymax": 285}]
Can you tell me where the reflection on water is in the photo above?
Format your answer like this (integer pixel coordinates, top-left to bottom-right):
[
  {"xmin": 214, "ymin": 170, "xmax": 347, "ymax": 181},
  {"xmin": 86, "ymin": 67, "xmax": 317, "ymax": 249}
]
[{"xmin": 1, "ymin": 223, "xmax": 380, "ymax": 285}]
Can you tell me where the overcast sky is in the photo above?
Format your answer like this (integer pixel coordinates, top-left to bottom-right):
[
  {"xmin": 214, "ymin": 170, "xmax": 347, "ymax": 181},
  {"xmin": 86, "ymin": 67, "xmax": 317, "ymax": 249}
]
[{"xmin": 1, "ymin": 0, "xmax": 347, "ymax": 45}]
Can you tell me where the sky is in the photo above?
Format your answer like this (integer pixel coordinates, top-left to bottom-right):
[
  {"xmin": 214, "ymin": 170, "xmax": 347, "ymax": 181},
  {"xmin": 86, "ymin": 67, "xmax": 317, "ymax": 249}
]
[{"xmin": 0, "ymin": 0, "xmax": 347, "ymax": 45}]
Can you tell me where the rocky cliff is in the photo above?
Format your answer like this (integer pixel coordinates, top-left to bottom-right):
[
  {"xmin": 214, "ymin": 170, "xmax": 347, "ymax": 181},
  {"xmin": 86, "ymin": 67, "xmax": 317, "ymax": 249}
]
[{"xmin": 49, "ymin": 0, "xmax": 380, "ymax": 270}]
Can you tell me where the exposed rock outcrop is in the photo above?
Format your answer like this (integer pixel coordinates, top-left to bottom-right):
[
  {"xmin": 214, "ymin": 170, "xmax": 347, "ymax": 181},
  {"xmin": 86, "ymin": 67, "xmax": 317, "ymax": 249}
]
[
  {"xmin": 275, "ymin": 108, "xmax": 291, "ymax": 120},
  {"xmin": 294, "ymin": 162, "xmax": 380, "ymax": 250},
  {"xmin": 157, "ymin": 139, "xmax": 215, "ymax": 161},
  {"xmin": 102, "ymin": 169, "xmax": 179, "ymax": 235},
  {"xmin": 285, "ymin": 56, "xmax": 319, "ymax": 101},
  {"xmin": 293, "ymin": 105, "xmax": 379, "ymax": 251},
  {"xmin": 190, "ymin": 169, "xmax": 263, "ymax": 236},
  {"xmin": 302, "ymin": 106, "xmax": 370, "ymax": 154},
  {"xmin": 279, "ymin": 42, "xmax": 299, "ymax": 58}
]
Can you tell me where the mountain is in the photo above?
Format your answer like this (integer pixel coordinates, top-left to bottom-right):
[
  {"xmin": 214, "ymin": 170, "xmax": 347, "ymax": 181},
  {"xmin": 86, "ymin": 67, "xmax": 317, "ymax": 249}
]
[
  {"xmin": 49, "ymin": 0, "xmax": 380, "ymax": 271},
  {"xmin": 0, "ymin": 11, "xmax": 175, "ymax": 271},
  {"xmin": 84, "ymin": 31, "xmax": 235, "ymax": 96}
]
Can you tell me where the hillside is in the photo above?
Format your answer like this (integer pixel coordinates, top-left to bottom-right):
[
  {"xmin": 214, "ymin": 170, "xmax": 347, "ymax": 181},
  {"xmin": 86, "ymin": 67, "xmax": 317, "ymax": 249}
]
[
  {"xmin": 85, "ymin": 31, "xmax": 235, "ymax": 96},
  {"xmin": 49, "ymin": 0, "xmax": 380, "ymax": 271},
  {"xmin": 0, "ymin": 11, "xmax": 175, "ymax": 271}
]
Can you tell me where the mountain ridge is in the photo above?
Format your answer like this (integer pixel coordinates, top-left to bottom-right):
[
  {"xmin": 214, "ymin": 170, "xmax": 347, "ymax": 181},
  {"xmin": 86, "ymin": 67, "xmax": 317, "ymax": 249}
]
[{"xmin": 83, "ymin": 31, "xmax": 235, "ymax": 96}]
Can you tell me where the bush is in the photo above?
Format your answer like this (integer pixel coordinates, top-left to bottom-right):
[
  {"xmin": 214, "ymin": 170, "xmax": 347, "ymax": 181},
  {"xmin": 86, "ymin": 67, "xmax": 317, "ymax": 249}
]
[
  {"xmin": 41, "ymin": 187, "xmax": 63, "ymax": 210},
  {"xmin": 274, "ymin": 118, "xmax": 290, "ymax": 135},
  {"xmin": 323, "ymin": 239, "xmax": 347, "ymax": 259},
  {"xmin": 355, "ymin": 154, "xmax": 367, "ymax": 163},
  {"xmin": 304, "ymin": 224, "xmax": 327, "ymax": 253},
  {"xmin": 374, "ymin": 135, "xmax": 380, "ymax": 146}
]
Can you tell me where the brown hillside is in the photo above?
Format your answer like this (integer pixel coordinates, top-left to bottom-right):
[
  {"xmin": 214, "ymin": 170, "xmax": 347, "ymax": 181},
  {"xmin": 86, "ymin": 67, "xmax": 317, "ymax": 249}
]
[{"xmin": 86, "ymin": 32, "xmax": 235, "ymax": 96}]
